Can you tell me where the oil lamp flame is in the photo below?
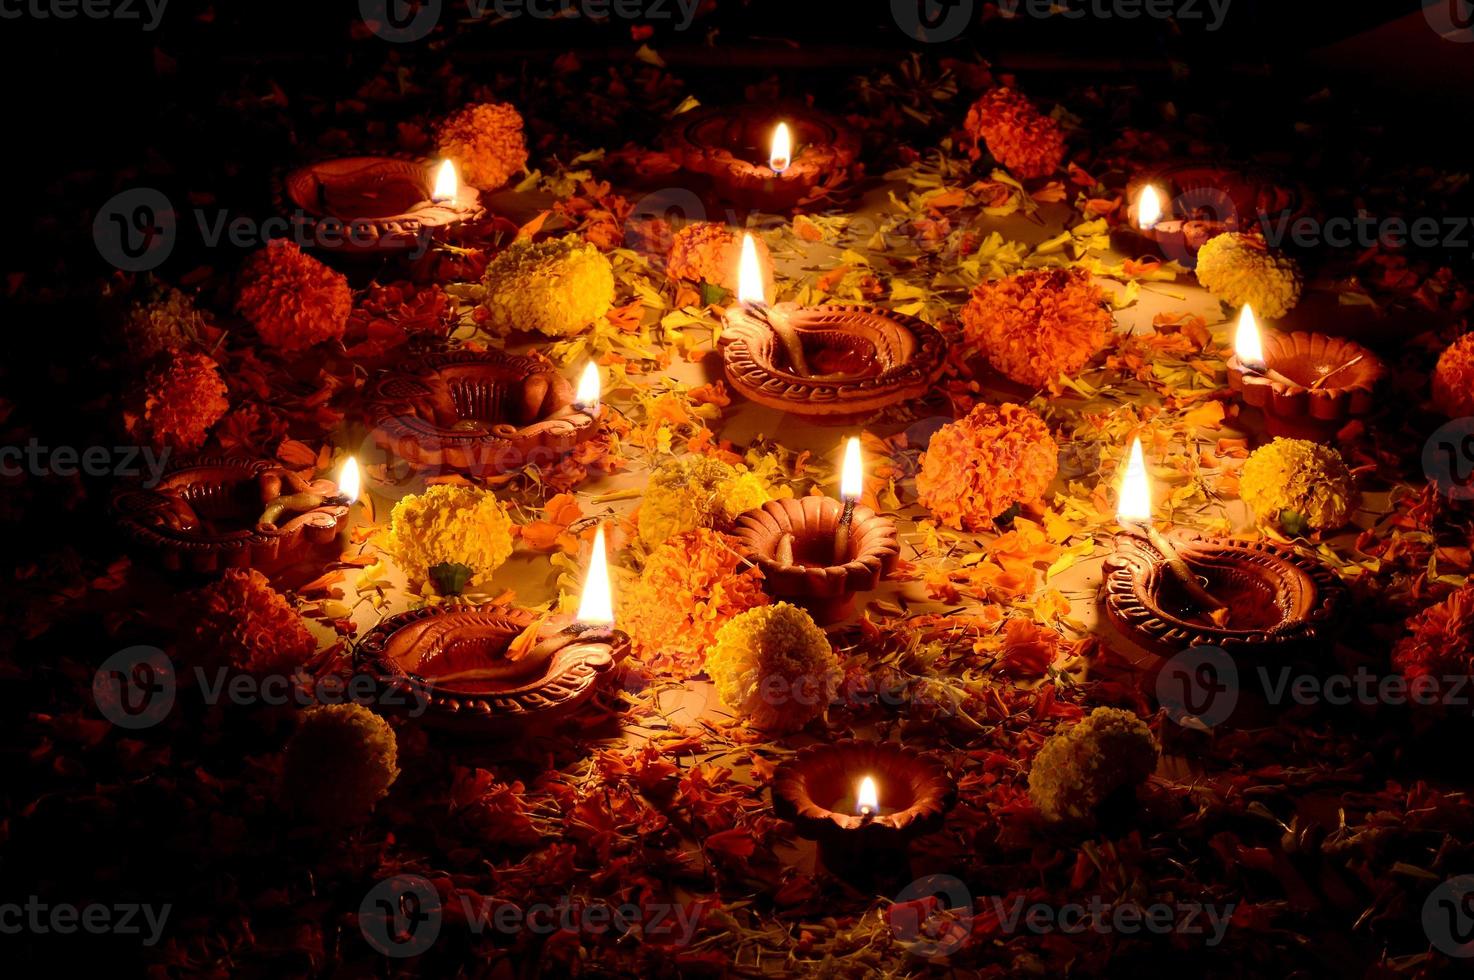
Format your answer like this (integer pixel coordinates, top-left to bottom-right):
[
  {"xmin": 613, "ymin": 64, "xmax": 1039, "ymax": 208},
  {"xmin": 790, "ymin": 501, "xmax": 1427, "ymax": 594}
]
[
  {"xmin": 1234, "ymin": 304, "xmax": 1265, "ymax": 371},
  {"xmin": 1137, "ymin": 185, "xmax": 1163, "ymax": 231},
  {"xmin": 431, "ymin": 159, "xmax": 458, "ymax": 202},
  {"xmin": 575, "ymin": 362, "xmax": 601, "ymax": 412},
  {"xmin": 575, "ymin": 524, "xmax": 615, "ymax": 626},
  {"xmin": 840, "ymin": 436, "xmax": 863, "ymax": 502},
  {"xmin": 337, "ymin": 457, "xmax": 361, "ymax": 503},
  {"xmin": 1117, "ymin": 437, "xmax": 1152, "ymax": 525},
  {"xmin": 769, "ymin": 122, "xmax": 792, "ymax": 174},
  {"xmin": 856, "ymin": 775, "xmax": 878, "ymax": 816},
  {"xmin": 737, "ymin": 233, "xmax": 768, "ymax": 305}
]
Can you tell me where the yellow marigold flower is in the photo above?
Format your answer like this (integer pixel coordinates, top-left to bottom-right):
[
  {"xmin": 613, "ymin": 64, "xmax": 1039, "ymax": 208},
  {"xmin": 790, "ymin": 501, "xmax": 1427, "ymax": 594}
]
[
  {"xmin": 192, "ymin": 569, "xmax": 316, "ymax": 676},
  {"xmin": 1238, "ymin": 437, "xmax": 1354, "ymax": 534},
  {"xmin": 131, "ymin": 350, "xmax": 230, "ymax": 452},
  {"xmin": 666, "ymin": 222, "xmax": 772, "ymax": 293},
  {"xmin": 481, "ymin": 235, "xmax": 615, "ymax": 337},
  {"xmin": 962, "ymin": 268, "xmax": 1113, "ymax": 388},
  {"xmin": 963, "ymin": 87, "xmax": 1067, "ymax": 180},
  {"xmin": 1028, "ymin": 707, "xmax": 1157, "ymax": 824},
  {"xmin": 706, "ymin": 602, "xmax": 839, "ymax": 733},
  {"xmin": 436, "ymin": 101, "xmax": 529, "ymax": 191},
  {"xmin": 383, "ymin": 484, "xmax": 514, "ymax": 594},
  {"xmin": 281, "ymin": 704, "xmax": 400, "ymax": 826},
  {"xmin": 624, "ymin": 528, "xmax": 770, "ymax": 679},
  {"xmin": 917, "ymin": 403, "xmax": 1059, "ymax": 531},
  {"xmin": 235, "ymin": 240, "xmax": 353, "ymax": 352},
  {"xmin": 1432, "ymin": 333, "xmax": 1474, "ymax": 418},
  {"xmin": 122, "ymin": 287, "xmax": 209, "ymax": 362},
  {"xmin": 637, "ymin": 454, "xmax": 781, "ymax": 549},
  {"xmin": 1194, "ymin": 232, "xmax": 1303, "ymax": 319}
]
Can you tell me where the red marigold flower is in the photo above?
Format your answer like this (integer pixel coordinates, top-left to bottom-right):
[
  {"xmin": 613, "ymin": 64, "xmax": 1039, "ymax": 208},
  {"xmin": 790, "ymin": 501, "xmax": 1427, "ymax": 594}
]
[
  {"xmin": 192, "ymin": 568, "xmax": 317, "ymax": 676},
  {"xmin": 962, "ymin": 268, "xmax": 1113, "ymax": 389},
  {"xmin": 963, "ymin": 87, "xmax": 1067, "ymax": 180},
  {"xmin": 437, "ymin": 102, "xmax": 530, "ymax": 191},
  {"xmin": 235, "ymin": 240, "xmax": 352, "ymax": 352},
  {"xmin": 130, "ymin": 350, "xmax": 230, "ymax": 452},
  {"xmin": 1392, "ymin": 583, "xmax": 1474, "ymax": 682},
  {"xmin": 1432, "ymin": 333, "xmax": 1474, "ymax": 418},
  {"xmin": 917, "ymin": 402, "xmax": 1059, "ymax": 531}
]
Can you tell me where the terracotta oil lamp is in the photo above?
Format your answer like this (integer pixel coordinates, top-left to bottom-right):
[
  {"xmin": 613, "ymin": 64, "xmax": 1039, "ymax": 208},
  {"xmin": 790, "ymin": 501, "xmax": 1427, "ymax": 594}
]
[
  {"xmin": 357, "ymin": 525, "xmax": 629, "ymax": 736},
  {"xmin": 368, "ymin": 352, "xmax": 602, "ymax": 478},
  {"xmin": 1225, "ymin": 304, "xmax": 1384, "ymax": 442},
  {"xmin": 771, "ymin": 740, "xmax": 955, "ymax": 884},
  {"xmin": 663, "ymin": 105, "xmax": 859, "ymax": 212},
  {"xmin": 112, "ymin": 455, "xmax": 359, "ymax": 574},
  {"xmin": 280, "ymin": 156, "xmax": 484, "ymax": 257},
  {"xmin": 732, "ymin": 437, "xmax": 899, "ymax": 625},
  {"xmin": 719, "ymin": 233, "xmax": 946, "ymax": 424},
  {"xmin": 1101, "ymin": 438, "xmax": 1345, "ymax": 660}
]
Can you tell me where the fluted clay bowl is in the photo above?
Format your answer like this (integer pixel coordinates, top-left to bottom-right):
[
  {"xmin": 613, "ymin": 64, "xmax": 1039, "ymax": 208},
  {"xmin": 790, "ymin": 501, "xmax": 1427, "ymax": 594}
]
[
  {"xmin": 356, "ymin": 603, "xmax": 629, "ymax": 736},
  {"xmin": 111, "ymin": 455, "xmax": 348, "ymax": 574},
  {"xmin": 663, "ymin": 104, "xmax": 859, "ymax": 210},
  {"xmin": 1228, "ymin": 330, "xmax": 1384, "ymax": 441},
  {"xmin": 1101, "ymin": 528, "xmax": 1345, "ymax": 659},
  {"xmin": 732, "ymin": 496, "xmax": 899, "ymax": 625},
  {"xmin": 368, "ymin": 350, "xmax": 598, "ymax": 476},
  {"xmin": 772, "ymin": 740, "xmax": 955, "ymax": 840},
  {"xmin": 720, "ymin": 304, "xmax": 947, "ymax": 424},
  {"xmin": 280, "ymin": 156, "xmax": 484, "ymax": 255},
  {"xmin": 1119, "ymin": 161, "xmax": 1308, "ymax": 266}
]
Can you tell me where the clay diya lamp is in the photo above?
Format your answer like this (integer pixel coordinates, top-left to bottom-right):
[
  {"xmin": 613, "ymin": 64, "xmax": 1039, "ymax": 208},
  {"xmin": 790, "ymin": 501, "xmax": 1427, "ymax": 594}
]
[
  {"xmin": 279, "ymin": 157, "xmax": 484, "ymax": 257},
  {"xmin": 771, "ymin": 740, "xmax": 956, "ymax": 885},
  {"xmin": 111, "ymin": 455, "xmax": 354, "ymax": 574},
  {"xmin": 1115, "ymin": 160, "xmax": 1307, "ymax": 267},
  {"xmin": 367, "ymin": 351, "xmax": 600, "ymax": 478},
  {"xmin": 663, "ymin": 105, "xmax": 860, "ymax": 212},
  {"xmin": 356, "ymin": 605, "xmax": 629, "ymax": 736},
  {"xmin": 1226, "ymin": 305, "xmax": 1384, "ymax": 442}
]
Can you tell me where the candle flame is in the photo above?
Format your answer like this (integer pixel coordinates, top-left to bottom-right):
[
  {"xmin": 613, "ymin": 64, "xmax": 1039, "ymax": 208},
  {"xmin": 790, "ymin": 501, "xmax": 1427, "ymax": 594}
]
[
  {"xmin": 840, "ymin": 436, "xmax": 863, "ymax": 501},
  {"xmin": 575, "ymin": 524, "xmax": 615, "ymax": 626},
  {"xmin": 1117, "ymin": 437, "xmax": 1152, "ymax": 525},
  {"xmin": 737, "ymin": 233, "xmax": 768, "ymax": 305},
  {"xmin": 576, "ymin": 361, "xmax": 601, "ymax": 411},
  {"xmin": 337, "ymin": 457, "xmax": 361, "ymax": 503},
  {"xmin": 1137, "ymin": 185, "xmax": 1163, "ymax": 230},
  {"xmin": 1234, "ymin": 304, "xmax": 1265, "ymax": 370},
  {"xmin": 432, "ymin": 159, "xmax": 458, "ymax": 202},
  {"xmin": 857, "ymin": 775, "xmax": 878, "ymax": 816},
  {"xmin": 769, "ymin": 122, "xmax": 792, "ymax": 173}
]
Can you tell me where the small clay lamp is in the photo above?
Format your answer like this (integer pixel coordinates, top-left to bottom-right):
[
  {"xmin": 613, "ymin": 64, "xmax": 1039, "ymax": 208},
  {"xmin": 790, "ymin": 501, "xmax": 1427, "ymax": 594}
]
[
  {"xmin": 720, "ymin": 234, "xmax": 946, "ymax": 424},
  {"xmin": 1101, "ymin": 438, "xmax": 1344, "ymax": 659},
  {"xmin": 771, "ymin": 740, "xmax": 956, "ymax": 885},
  {"xmin": 112, "ymin": 456, "xmax": 356, "ymax": 574},
  {"xmin": 368, "ymin": 351, "xmax": 601, "ymax": 477},
  {"xmin": 1226, "ymin": 304, "xmax": 1384, "ymax": 442},
  {"xmin": 357, "ymin": 525, "xmax": 629, "ymax": 735},
  {"xmin": 280, "ymin": 157, "xmax": 484, "ymax": 257},
  {"xmin": 732, "ymin": 438, "xmax": 899, "ymax": 625},
  {"xmin": 663, "ymin": 105, "xmax": 859, "ymax": 212}
]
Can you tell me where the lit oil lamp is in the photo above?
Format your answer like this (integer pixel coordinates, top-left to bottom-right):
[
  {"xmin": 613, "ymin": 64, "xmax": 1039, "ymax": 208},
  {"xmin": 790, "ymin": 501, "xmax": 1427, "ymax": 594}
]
[
  {"xmin": 771, "ymin": 740, "xmax": 956, "ymax": 884},
  {"xmin": 1225, "ymin": 303, "xmax": 1384, "ymax": 442}
]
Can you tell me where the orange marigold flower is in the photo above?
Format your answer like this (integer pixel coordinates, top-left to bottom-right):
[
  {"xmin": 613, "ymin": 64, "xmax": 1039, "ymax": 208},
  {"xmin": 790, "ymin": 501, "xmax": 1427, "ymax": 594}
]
[
  {"xmin": 1392, "ymin": 584, "xmax": 1474, "ymax": 681},
  {"xmin": 236, "ymin": 240, "xmax": 352, "ymax": 351},
  {"xmin": 917, "ymin": 402, "xmax": 1059, "ymax": 531},
  {"xmin": 666, "ymin": 222, "xmax": 773, "ymax": 293},
  {"xmin": 437, "ymin": 102, "xmax": 529, "ymax": 191},
  {"xmin": 131, "ymin": 350, "xmax": 229, "ymax": 452},
  {"xmin": 192, "ymin": 568, "xmax": 317, "ymax": 676},
  {"xmin": 1432, "ymin": 333, "xmax": 1474, "ymax": 418},
  {"xmin": 963, "ymin": 87, "xmax": 1067, "ymax": 180},
  {"xmin": 962, "ymin": 268, "xmax": 1113, "ymax": 388},
  {"xmin": 623, "ymin": 527, "xmax": 770, "ymax": 679}
]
